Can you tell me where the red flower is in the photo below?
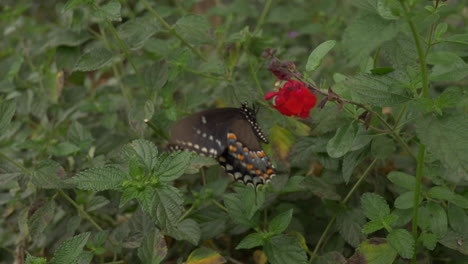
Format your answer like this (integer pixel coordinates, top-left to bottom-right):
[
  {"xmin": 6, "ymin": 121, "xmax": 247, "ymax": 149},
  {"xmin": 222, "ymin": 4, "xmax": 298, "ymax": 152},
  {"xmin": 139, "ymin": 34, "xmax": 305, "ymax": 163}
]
[{"xmin": 264, "ymin": 80, "xmax": 317, "ymax": 118}]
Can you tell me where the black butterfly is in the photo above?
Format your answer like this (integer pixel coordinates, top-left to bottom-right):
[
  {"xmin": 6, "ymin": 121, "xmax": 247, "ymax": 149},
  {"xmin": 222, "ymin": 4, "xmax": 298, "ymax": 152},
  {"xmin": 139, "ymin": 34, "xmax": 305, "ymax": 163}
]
[{"xmin": 168, "ymin": 103, "xmax": 275, "ymax": 187}]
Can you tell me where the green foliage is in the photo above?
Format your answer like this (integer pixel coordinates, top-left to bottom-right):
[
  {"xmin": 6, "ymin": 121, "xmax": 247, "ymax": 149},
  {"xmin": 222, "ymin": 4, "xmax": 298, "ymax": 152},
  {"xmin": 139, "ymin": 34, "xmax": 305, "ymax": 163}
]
[{"xmin": 1, "ymin": 0, "xmax": 467, "ymax": 263}]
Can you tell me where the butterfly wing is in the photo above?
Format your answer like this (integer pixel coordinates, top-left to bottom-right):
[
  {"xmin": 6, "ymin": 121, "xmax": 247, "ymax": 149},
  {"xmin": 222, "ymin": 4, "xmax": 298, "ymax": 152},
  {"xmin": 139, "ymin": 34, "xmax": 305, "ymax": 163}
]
[
  {"xmin": 169, "ymin": 105, "xmax": 276, "ymax": 187},
  {"xmin": 168, "ymin": 108, "xmax": 243, "ymax": 157}
]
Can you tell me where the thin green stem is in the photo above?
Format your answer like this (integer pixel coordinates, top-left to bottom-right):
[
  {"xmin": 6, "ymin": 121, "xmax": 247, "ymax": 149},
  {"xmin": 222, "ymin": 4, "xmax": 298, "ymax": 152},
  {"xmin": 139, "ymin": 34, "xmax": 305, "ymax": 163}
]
[
  {"xmin": 399, "ymin": 0, "xmax": 429, "ymax": 98},
  {"xmin": 177, "ymin": 204, "xmax": 195, "ymax": 224},
  {"xmin": 105, "ymin": 20, "xmax": 150, "ymax": 98},
  {"xmin": 310, "ymin": 159, "xmax": 378, "ymax": 263},
  {"xmin": 342, "ymin": 159, "xmax": 379, "ymax": 205},
  {"xmin": 411, "ymin": 144, "xmax": 425, "ymax": 264},
  {"xmin": 0, "ymin": 152, "xmax": 106, "ymax": 233},
  {"xmin": 141, "ymin": 0, "xmax": 206, "ymax": 62},
  {"xmin": 254, "ymin": 0, "xmax": 273, "ymax": 33},
  {"xmin": 211, "ymin": 199, "xmax": 228, "ymax": 212},
  {"xmin": 0, "ymin": 152, "xmax": 31, "ymax": 175},
  {"xmin": 58, "ymin": 190, "xmax": 104, "ymax": 232}
]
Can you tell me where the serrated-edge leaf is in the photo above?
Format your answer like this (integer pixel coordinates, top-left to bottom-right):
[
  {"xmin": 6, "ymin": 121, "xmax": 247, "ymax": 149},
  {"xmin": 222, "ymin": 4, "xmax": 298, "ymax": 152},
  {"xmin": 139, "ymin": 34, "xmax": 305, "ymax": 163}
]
[
  {"xmin": 337, "ymin": 209, "xmax": 366, "ymax": 247},
  {"xmin": 269, "ymin": 209, "xmax": 293, "ymax": 235},
  {"xmin": 346, "ymin": 73, "xmax": 410, "ymax": 107},
  {"xmin": 74, "ymin": 47, "xmax": 114, "ymax": 72},
  {"xmin": 394, "ymin": 191, "xmax": 417, "ymax": 209},
  {"xmin": 70, "ymin": 166, "xmax": 127, "ymax": 191},
  {"xmin": 137, "ymin": 229, "xmax": 167, "ymax": 264},
  {"xmin": 169, "ymin": 218, "xmax": 201, "ymax": 245},
  {"xmin": 126, "ymin": 139, "xmax": 159, "ymax": 172},
  {"xmin": 361, "ymin": 193, "xmax": 390, "ymax": 221},
  {"xmin": 236, "ymin": 233, "xmax": 265, "ymax": 249},
  {"xmin": 387, "ymin": 229, "xmax": 414, "ymax": 259},
  {"xmin": 0, "ymin": 100, "xmax": 16, "ymax": 135},
  {"xmin": 186, "ymin": 247, "xmax": 226, "ymax": 263},
  {"xmin": 387, "ymin": 171, "xmax": 415, "ymax": 191},
  {"xmin": 157, "ymin": 151, "xmax": 192, "ymax": 182},
  {"xmin": 362, "ymin": 220, "xmax": 385, "ymax": 234},
  {"xmin": 420, "ymin": 232, "xmax": 437, "ymax": 250},
  {"xmin": 306, "ymin": 40, "xmax": 336, "ymax": 72},
  {"xmin": 50, "ymin": 232, "xmax": 90, "ymax": 264},
  {"xmin": 327, "ymin": 122, "xmax": 358, "ymax": 158},
  {"xmin": 150, "ymin": 185, "xmax": 184, "ymax": 228},
  {"xmin": 264, "ymin": 235, "xmax": 308, "ymax": 264},
  {"xmin": 32, "ymin": 160, "xmax": 68, "ymax": 189}
]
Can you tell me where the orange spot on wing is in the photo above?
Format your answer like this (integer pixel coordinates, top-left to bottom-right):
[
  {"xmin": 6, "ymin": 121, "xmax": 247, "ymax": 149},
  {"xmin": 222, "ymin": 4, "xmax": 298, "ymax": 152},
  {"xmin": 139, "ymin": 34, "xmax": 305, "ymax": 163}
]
[
  {"xmin": 227, "ymin": 133, "xmax": 237, "ymax": 139},
  {"xmin": 255, "ymin": 170, "xmax": 261, "ymax": 175},
  {"xmin": 229, "ymin": 145, "xmax": 237, "ymax": 152},
  {"xmin": 247, "ymin": 164, "xmax": 254, "ymax": 170},
  {"xmin": 267, "ymin": 169, "xmax": 274, "ymax": 174},
  {"xmin": 238, "ymin": 154, "xmax": 245, "ymax": 161},
  {"xmin": 257, "ymin": 151, "xmax": 265, "ymax": 158}
]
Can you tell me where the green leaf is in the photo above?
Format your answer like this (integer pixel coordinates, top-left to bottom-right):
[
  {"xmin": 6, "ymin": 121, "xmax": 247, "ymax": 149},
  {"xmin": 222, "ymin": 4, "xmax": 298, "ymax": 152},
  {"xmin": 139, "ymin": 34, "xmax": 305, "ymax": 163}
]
[
  {"xmin": 50, "ymin": 232, "xmax": 90, "ymax": 264},
  {"xmin": 28, "ymin": 200, "xmax": 56, "ymax": 241},
  {"xmin": 169, "ymin": 219, "xmax": 201, "ymax": 245},
  {"xmin": 305, "ymin": 40, "xmax": 336, "ymax": 72},
  {"xmin": 304, "ymin": 176, "xmax": 341, "ymax": 200},
  {"xmin": 0, "ymin": 100, "xmax": 16, "ymax": 135},
  {"xmin": 326, "ymin": 122, "xmax": 358, "ymax": 158},
  {"xmin": 387, "ymin": 229, "xmax": 414, "ymax": 259},
  {"xmin": 118, "ymin": 15, "xmax": 161, "ymax": 50},
  {"xmin": 394, "ymin": 191, "xmax": 420, "ymax": 209},
  {"xmin": 68, "ymin": 121, "xmax": 94, "ymax": 149},
  {"xmin": 224, "ymin": 191, "xmax": 259, "ymax": 228},
  {"xmin": 357, "ymin": 238, "xmax": 397, "ymax": 264},
  {"xmin": 86, "ymin": 195, "xmax": 110, "ymax": 212},
  {"xmin": 341, "ymin": 73, "xmax": 410, "ymax": 107},
  {"xmin": 25, "ymin": 254, "xmax": 47, "ymax": 264},
  {"xmin": 174, "ymin": 15, "xmax": 213, "ymax": 46},
  {"xmin": 93, "ymin": 0, "xmax": 121, "ymax": 21},
  {"xmin": 361, "ymin": 193, "xmax": 390, "ymax": 221},
  {"xmin": 427, "ymin": 201, "xmax": 448, "ymax": 238},
  {"xmin": 124, "ymin": 139, "xmax": 159, "ymax": 172},
  {"xmin": 236, "ymin": 232, "xmax": 265, "ymax": 249},
  {"xmin": 342, "ymin": 13, "xmax": 400, "ymax": 65},
  {"xmin": 439, "ymin": 230, "xmax": 468, "ymax": 255},
  {"xmin": 70, "ymin": 166, "xmax": 127, "ymax": 191},
  {"xmin": 387, "ymin": 171, "xmax": 415, "ymax": 191},
  {"xmin": 371, "ymin": 136, "xmax": 395, "ymax": 159},
  {"xmin": 32, "ymin": 160, "xmax": 68, "ymax": 189},
  {"xmin": 434, "ymin": 22, "xmax": 448, "ymax": 40},
  {"xmin": 447, "ymin": 206, "xmax": 468, "ymax": 234},
  {"xmin": 420, "ymin": 232, "xmax": 437, "ymax": 250},
  {"xmin": 428, "ymin": 186, "xmax": 468, "ymax": 208},
  {"xmin": 185, "ymin": 247, "xmax": 226, "ymax": 264},
  {"xmin": 137, "ymin": 229, "xmax": 167, "ymax": 264},
  {"xmin": 427, "ymin": 52, "xmax": 468, "ymax": 82},
  {"xmin": 156, "ymin": 151, "xmax": 192, "ymax": 182},
  {"xmin": 46, "ymin": 28, "xmax": 92, "ymax": 47},
  {"xmin": 74, "ymin": 47, "xmax": 114, "ymax": 72},
  {"xmin": 337, "ymin": 209, "xmax": 366, "ymax": 247},
  {"xmin": 342, "ymin": 149, "xmax": 367, "ymax": 183},
  {"xmin": 416, "ymin": 114, "xmax": 468, "ymax": 173},
  {"xmin": 49, "ymin": 141, "xmax": 81, "ymax": 156},
  {"xmin": 362, "ymin": 220, "xmax": 385, "ymax": 234},
  {"xmin": 264, "ymin": 235, "xmax": 308, "ymax": 264},
  {"xmin": 269, "ymin": 209, "xmax": 293, "ymax": 235},
  {"xmin": 149, "ymin": 185, "xmax": 184, "ymax": 229}
]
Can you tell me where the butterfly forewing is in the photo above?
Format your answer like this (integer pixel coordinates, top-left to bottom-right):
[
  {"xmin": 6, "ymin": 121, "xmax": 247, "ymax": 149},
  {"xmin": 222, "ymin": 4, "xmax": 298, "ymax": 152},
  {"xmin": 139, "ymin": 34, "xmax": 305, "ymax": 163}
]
[
  {"xmin": 168, "ymin": 104, "xmax": 276, "ymax": 187},
  {"xmin": 169, "ymin": 108, "xmax": 244, "ymax": 157}
]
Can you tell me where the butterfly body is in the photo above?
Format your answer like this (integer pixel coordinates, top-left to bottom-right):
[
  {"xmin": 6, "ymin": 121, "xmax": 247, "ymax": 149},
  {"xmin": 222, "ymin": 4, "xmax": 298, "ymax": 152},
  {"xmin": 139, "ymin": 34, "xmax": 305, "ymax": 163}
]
[{"xmin": 168, "ymin": 103, "xmax": 275, "ymax": 187}]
